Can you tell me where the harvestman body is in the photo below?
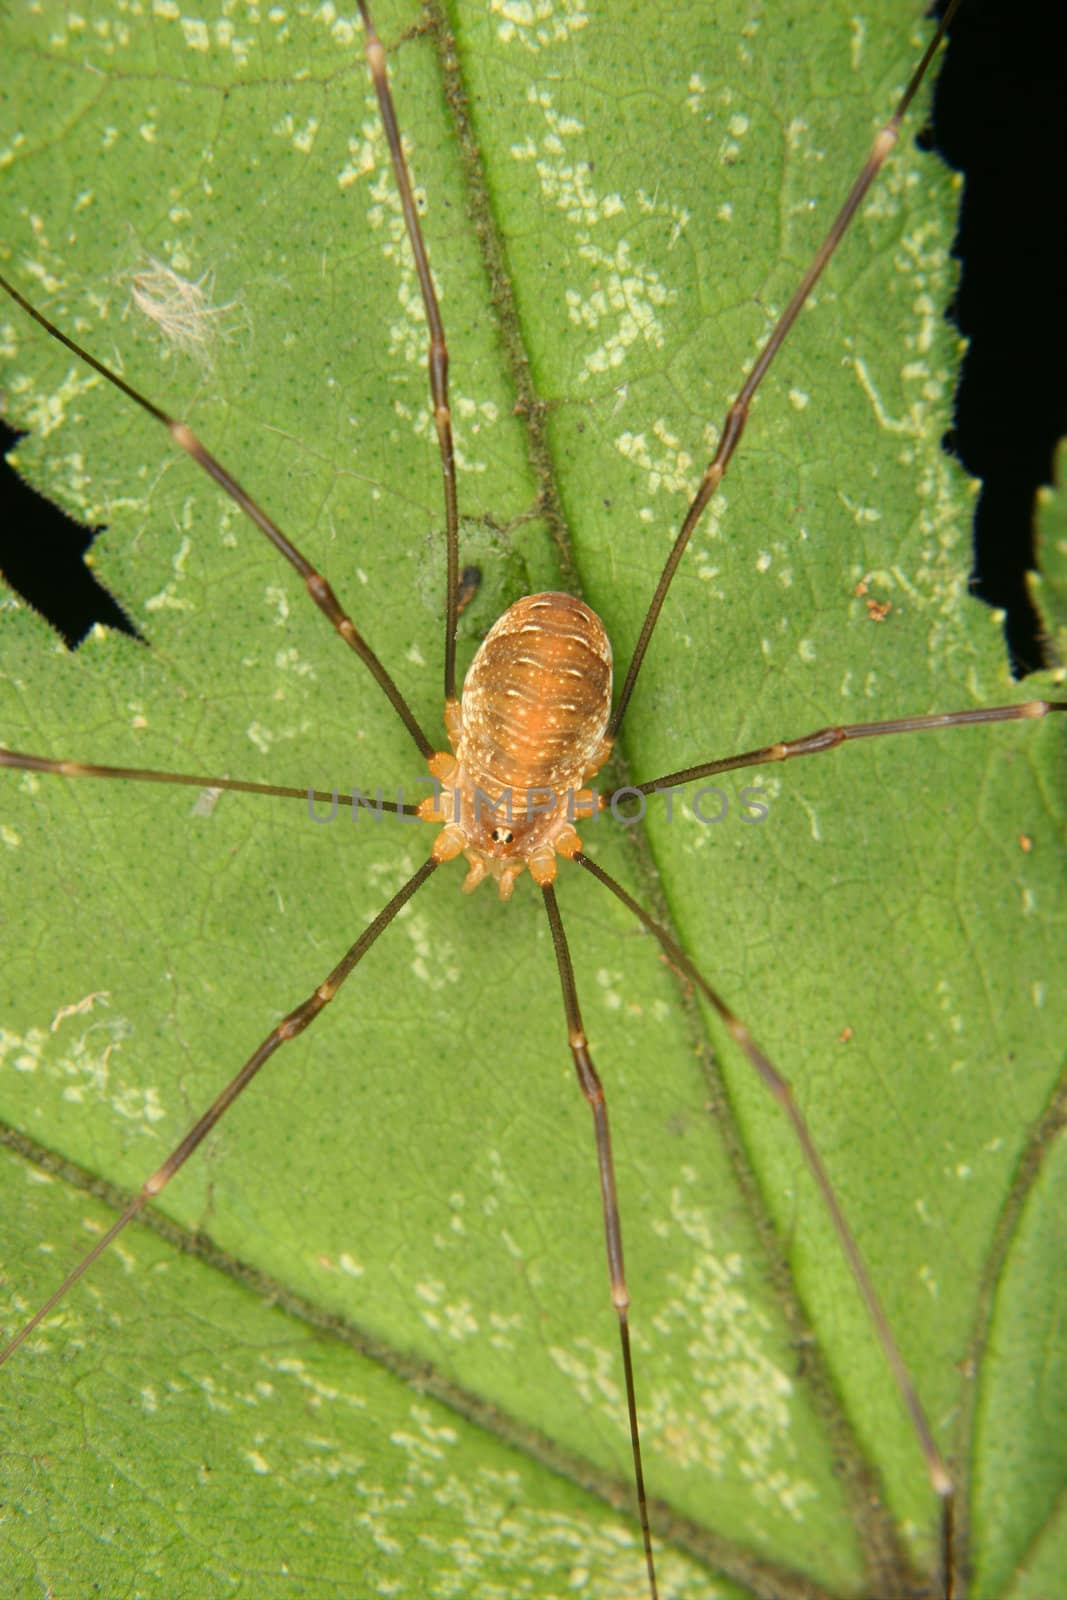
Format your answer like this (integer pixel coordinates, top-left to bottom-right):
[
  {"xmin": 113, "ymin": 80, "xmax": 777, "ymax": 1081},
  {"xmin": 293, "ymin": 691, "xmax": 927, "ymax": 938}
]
[{"xmin": 1, "ymin": 0, "xmax": 1065, "ymax": 1596}]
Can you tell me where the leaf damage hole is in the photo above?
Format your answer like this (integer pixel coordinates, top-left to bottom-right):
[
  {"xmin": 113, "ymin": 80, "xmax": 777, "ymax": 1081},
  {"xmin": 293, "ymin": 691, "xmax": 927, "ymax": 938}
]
[{"xmin": 0, "ymin": 420, "xmax": 144, "ymax": 650}]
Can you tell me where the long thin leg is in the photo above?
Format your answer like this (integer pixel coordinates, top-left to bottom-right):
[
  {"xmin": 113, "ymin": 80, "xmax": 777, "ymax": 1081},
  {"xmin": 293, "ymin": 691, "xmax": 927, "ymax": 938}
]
[
  {"xmin": 608, "ymin": 0, "xmax": 963, "ymax": 741},
  {"xmin": 358, "ymin": 0, "xmax": 460, "ymax": 705},
  {"xmin": 540, "ymin": 883, "xmax": 658, "ymax": 1600},
  {"xmin": 624, "ymin": 697, "xmax": 1067, "ymax": 800},
  {"xmin": 0, "ymin": 855, "xmax": 438, "ymax": 1368},
  {"xmin": 0, "ymin": 748, "xmax": 418, "ymax": 813},
  {"xmin": 574, "ymin": 852, "xmax": 956, "ymax": 1600},
  {"xmin": 0, "ymin": 269, "xmax": 433, "ymax": 760}
]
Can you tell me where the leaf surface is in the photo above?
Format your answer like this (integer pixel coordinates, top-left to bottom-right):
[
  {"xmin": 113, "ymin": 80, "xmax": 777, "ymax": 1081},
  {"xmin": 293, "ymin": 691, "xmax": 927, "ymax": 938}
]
[{"xmin": 1, "ymin": 3, "xmax": 1064, "ymax": 1597}]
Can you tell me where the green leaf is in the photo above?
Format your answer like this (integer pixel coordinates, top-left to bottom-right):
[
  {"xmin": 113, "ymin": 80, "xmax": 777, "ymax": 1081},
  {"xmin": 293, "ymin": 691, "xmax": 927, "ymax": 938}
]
[
  {"xmin": 1, "ymin": 3, "xmax": 1064, "ymax": 1598},
  {"xmin": 1028, "ymin": 439, "xmax": 1067, "ymax": 671}
]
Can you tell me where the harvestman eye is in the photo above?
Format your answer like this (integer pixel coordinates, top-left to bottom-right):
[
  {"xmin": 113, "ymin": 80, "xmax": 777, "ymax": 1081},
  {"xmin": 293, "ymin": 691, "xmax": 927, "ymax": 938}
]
[{"xmin": 0, "ymin": 1, "xmax": 1064, "ymax": 1597}]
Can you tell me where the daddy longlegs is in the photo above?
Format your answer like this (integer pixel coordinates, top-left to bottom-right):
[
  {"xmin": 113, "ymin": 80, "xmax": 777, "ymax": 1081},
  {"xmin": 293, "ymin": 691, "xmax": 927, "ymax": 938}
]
[{"xmin": 1, "ymin": 1, "xmax": 1065, "ymax": 1596}]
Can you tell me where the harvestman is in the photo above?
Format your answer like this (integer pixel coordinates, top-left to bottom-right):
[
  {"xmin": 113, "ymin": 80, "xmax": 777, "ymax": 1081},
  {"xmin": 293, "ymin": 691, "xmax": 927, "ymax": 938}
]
[{"xmin": 1, "ymin": 0, "xmax": 1064, "ymax": 1596}]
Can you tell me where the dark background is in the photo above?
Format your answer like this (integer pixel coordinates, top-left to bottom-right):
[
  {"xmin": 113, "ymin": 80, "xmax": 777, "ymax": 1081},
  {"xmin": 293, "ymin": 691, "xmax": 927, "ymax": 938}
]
[
  {"xmin": 929, "ymin": 0, "xmax": 1067, "ymax": 673},
  {"xmin": 2, "ymin": 3, "xmax": 1065, "ymax": 673}
]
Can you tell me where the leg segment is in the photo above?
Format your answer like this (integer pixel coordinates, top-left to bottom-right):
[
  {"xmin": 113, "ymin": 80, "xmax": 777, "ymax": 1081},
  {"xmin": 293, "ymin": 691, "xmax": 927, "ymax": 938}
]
[
  {"xmin": 573, "ymin": 852, "xmax": 957, "ymax": 1600},
  {"xmin": 0, "ymin": 855, "xmax": 438, "ymax": 1368},
  {"xmin": 0, "ymin": 269, "xmax": 433, "ymax": 759},
  {"xmin": 358, "ymin": 1, "xmax": 460, "ymax": 705},
  {"xmin": 626, "ymin": 698, "xmax": 1066, "ymax": 800},
  {"xmin": 541, "ymin": 882, "xmax": 658, "ymax": 1600},
  {"xmin": 608, "ymin": 0, "xmax": 963, "ymax": 739}
]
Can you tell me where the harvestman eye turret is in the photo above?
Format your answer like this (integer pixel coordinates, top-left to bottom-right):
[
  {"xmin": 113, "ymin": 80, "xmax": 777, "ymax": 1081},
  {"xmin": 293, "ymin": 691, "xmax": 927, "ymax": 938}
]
[{"xmin": 1, "ymin": 0, "xmax": 1064, "ymax": 1595}]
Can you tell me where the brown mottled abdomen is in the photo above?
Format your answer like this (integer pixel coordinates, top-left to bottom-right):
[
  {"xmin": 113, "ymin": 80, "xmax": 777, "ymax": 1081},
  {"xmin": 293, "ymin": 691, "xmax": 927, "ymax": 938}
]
[
  {"xmin": 421, "ymin": 592, "xmax": 614, "ymax": 896},
  {"xmin": 459, "ymin": 592, "xmax": 612, "ymax": 798}
]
